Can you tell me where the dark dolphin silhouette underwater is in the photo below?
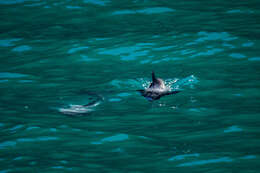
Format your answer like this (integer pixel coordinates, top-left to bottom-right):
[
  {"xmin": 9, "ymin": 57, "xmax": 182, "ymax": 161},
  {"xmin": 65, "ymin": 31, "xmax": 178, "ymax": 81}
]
[{"xmin": 137, "ymin": 72, "xmax": 180, "ymax": 101}]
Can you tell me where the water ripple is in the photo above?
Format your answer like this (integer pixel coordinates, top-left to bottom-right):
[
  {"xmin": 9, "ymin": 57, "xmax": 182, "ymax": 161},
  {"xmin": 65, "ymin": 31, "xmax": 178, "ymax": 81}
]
[
  {"xmin": 17, "ymin": 136, "xmax": 59, "ymax": 142},
  {"xmin": 9, "ymin": 125, "xmax": 24, "ymax": 131},
  {"xmin": 66, "ymin": 6, "xmax": 81, "ymax": 9},
  {"xmin": 196, "ymin": 31, "xmax": 237, "ymax": 42},
  {"xmin": 83, "ymin": 0, "xmax": 109, "ymax": 6},
  {"xmin": 0, "ymin": 72, "xmax": 28, "ymax": 79},
  {"xmin": 137, "ymin": 7, "xmax": 175, "ymax": 14},
  {"xmin": 153, "ymin": 46, "xmax": 175, "ymax": 51},
  {"xmin": 169, "ymin": 153, "xmax": 200, "ymax": 161},
  {"xmin": 0, "ymin": 38, "xmax": 21, "ymax": 47},
  {"xmin": 191, "ymin": 48, "xmax": 223, "ymax": 58},
  {"xmin": 92, "ymin": 134, "xmax": 129, "ymax": 144},
  {"xmin": 117, "ymin": 93, "xmax": 132, "ymax": 97},
  {"xmin": 0, "ymin": 141, "xmax": 16, "ymax": 149},
  {"xmin": 224, "ymin": 125, "xmax": 243, "ymax": 133},
  {"xmin": 26, "ymin": 126, "xmax": 40, "ymax": 131},
  {"xmin": 178, "ymin": 157, "xmax": 233, "ymax": 167},
  {"xmin": 12, "ymin": 45, "xmax": 32, "ymax": 52},
  {"xmin": 112, "ymin": 7, "xmax": 175, "ymax": 15},
  {"xmin": 68, "ymin": 46, "xmax": 88, "ymax": 54},
  {"xmin": 102, "ymin": 134, "xmax": 128, "ymax": 142},
  {"xmin": 227, "ymin": 9, "xmax": 254, "ymax": 14},
  {"xmin": 0, "ymin": 0, "xmax": 39, "ymax": 5},
  {"xmin": 240, "ymin": 155, "xmax": 256, "ymax": 160},
  {"xmin": 248, "ymin": 57, "xmax": 260, "ymax": 61},
  {"xmin": 242, "ymin": 42, "xmax": 254, "ymax": 47},
  {"xmin": 229, "ymin": 53, "xmax": 246, "ymax": 59},
  {"xmin": 109, "ymin": 98, "xmax": 121, "ymax": 102},
  {"xmin": 24, "ymin": 2, "xmax": 45, "ymax": 7}
]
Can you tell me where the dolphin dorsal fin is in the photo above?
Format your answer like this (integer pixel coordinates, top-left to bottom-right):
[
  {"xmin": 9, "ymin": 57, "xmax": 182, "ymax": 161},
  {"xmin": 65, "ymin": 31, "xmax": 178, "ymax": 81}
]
[{"xmin": 152, "ymin": 71, "xmax": 156, "ymax": 82}]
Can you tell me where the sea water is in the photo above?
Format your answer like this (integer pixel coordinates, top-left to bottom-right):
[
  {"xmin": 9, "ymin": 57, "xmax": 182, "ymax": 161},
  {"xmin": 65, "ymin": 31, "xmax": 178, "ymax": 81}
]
[{"xmin": 0, "ymin": 0, "xmax": 260, "ymax": 172}]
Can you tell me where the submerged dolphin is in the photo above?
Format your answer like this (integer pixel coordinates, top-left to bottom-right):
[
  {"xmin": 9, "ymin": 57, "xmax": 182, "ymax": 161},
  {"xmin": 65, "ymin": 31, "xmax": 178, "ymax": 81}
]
[
  {"xmin": 59, "ymin": 93, "xmax": 104, "ymax": 116},
  {"xmin": 137, "ymin": 71, "xmax": 180, "ymax": 101}
]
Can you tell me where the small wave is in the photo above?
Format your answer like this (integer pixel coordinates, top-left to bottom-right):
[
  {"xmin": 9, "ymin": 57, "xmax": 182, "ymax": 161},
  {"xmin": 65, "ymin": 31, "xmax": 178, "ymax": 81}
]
[
  {"xmin": 112, "ymin": 7, "xmax": 175, "ymax": 15},
  {"xmin": 242, "ymin": 42, "xmax": 254, "ymax": 47},
  {"xmin": 91, "ymin": 134, "xmax": 129, "ymax": 145},
  {"xmin": 117, "ymin": 93, "xmax": 132, "ymax": 97},
  {"xmin": 248, "ymin": 57, "xmax": 260, "ymax": 61},
  {"xmin": 66, "ymin": 6, "xmax": 81, "ymax": 9},
  {"xmin": 26, "ymin": 126, "xmax": 40, "ymax": 131},
  {"xmin": 229, "ymin": 53, "xmax": 246, "ymax": 59},
  {"xmin": 240, "ymin": 155, "xmax": 256, "ymax": 160},
  {"xmin": 83, "ymin": 0, "xmax": 109, "ymax": 6},
  {"xmin": 224, "ymin": 125, "xmax": 243, "ymax": 133},
  {"xmin": 177, "ymin": 157, "xmax": 233, "ymax": 167},
  {"xmin": 24, "ymin": 2, "xmax": 45, "ymax": 7},
  {"xmin": 0, "ymin": 72, "xmax": 28, "ymax": 79},
  {"xmin": 17, "ymin": 136, "xmax": 59, "ymax": 142},
  {"xmin": 108, "ymin": 98, "xmax": 121, "ymax": 102},
  {"xmin": 0, "ymin": 0, "xmax": 37, "ymax": 5},
  {"xmin": 12, "ymin": 45, "xmax": 32, "ymax": 52},
  {"xmin": 0, "ymin": 141, "xmax": 16, "ymax": 149},
  {"xmin": 9, "ymin": 124, "xmax": 24, "ymax": 131},
  {"xmin": 169, "ymin": 153, "xmax": 200, "ymax": 161},
  {"xmin": 67, "ymin": 46, "xmax": 88, "ymax": 54},
  {"xmin": 0, "ymin": 38, "xmax": 21, "ymax": 47}
]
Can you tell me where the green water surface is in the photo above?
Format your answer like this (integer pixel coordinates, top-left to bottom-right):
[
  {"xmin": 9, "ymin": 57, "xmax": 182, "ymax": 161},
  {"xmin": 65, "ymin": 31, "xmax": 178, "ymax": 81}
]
[{"xmin": 0, "ymin": 0, "xmax": 260, "ymax": 172}]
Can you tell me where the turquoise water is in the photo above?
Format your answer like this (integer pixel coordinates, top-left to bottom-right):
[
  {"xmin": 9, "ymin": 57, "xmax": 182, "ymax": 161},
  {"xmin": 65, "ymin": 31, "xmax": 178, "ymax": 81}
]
[{"xmin": 1, "ymin": 0, "xmax": 260, "ymax": 172}]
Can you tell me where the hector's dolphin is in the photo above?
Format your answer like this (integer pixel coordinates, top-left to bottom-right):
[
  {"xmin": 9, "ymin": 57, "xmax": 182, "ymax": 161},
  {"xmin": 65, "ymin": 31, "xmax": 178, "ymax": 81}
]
[{"xmin": 137, "ymin": 72, "xmax": 180, "ymax": 101}]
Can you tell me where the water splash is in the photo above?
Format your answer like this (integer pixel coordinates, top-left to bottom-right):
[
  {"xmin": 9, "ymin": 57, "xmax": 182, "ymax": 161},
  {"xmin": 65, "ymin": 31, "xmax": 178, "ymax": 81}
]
[
  {"xmin": 172, "ymin": 75, "xmax": 199, "ymax": 89},
  {"xmin": 138, "ymin": 75, "xmax": 198, "ymax": 91}
]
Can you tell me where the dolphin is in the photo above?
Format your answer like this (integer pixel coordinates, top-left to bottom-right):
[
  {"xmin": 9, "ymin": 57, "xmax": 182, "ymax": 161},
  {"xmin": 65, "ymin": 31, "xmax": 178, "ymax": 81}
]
[
  {"xmin": 137, "ymin": 71, "xmax": 180, "ymax": 101},
  {"xmin": 59, "ymin": 93, "xmax": 104, "ymax": 116}
]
